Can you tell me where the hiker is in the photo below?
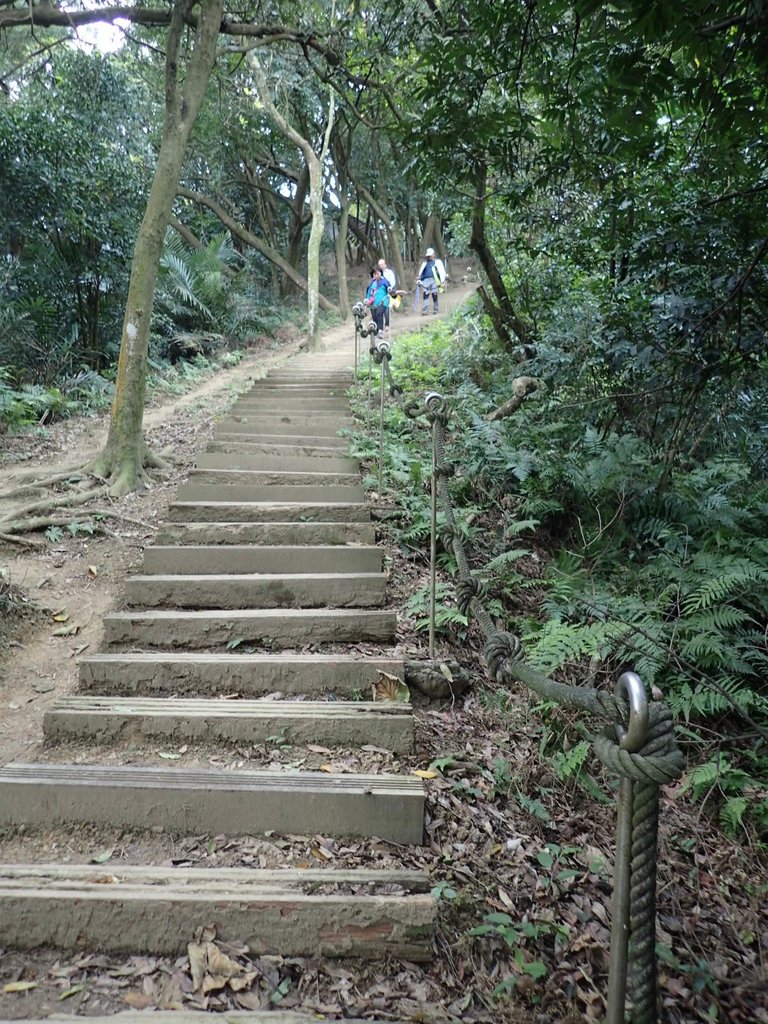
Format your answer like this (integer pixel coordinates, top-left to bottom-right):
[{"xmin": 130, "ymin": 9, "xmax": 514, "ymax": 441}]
[
  {"xmin": 416, "ymin": 247, "xmax": 446, "ymax": 315},
  {"xmin": 365, "ymin": 266, "xmax": 390, "ymax": 335},
  {"xmin": 377, "ymin": 258, "xmax": 397, "ymax": 334}
]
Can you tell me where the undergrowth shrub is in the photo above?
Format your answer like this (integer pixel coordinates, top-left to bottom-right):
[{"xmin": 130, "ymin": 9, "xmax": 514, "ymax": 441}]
[{"xmin": 362, "ymin": 311, "xmax": 768, "ymax": 838}]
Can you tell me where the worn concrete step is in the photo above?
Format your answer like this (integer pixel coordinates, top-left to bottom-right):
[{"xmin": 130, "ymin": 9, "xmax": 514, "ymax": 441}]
[
  {"xmin": 242, "ymin": 384, "xmax": 349, "ymax": 396},
  {"xmin": 209, "ymin": 438, "xmax": 351, "ymax": 459},
  {"xmin": 0, "ymin": 864, "xmax": 434, "ymax": 960},
  {"xmin": 124, "ymin": 573, "xmax": 386, "ymax": 610},
  {"xmin": 267, "ymin": 371, "xmax": 351, "ymax": 379},
  {"xmin": 231, "ymin": 399, "xmax": 350, "ymax": 413},
  {"xmin": 43, "ymin": 697, "xmax": 414, "ymax": 750},
  {"xmin": 104, "ymin": 608, "xmax": 396, "ymax": 648},
  {"xmin": 21, "ymin": 1016, "xmax": 406, "ymax": 1024},
  {"xmin": 221, "ymin": 417, "xmax": 349, "ymax": 436},
  {"xmin": 214, "ymin": 421, "xmax": 348, "ymax": 443},
  {"xmin": 176, "ymin": 483, "xmax": 365, "ymax": 504},
  {"xmin": 266, "ymin": 371, "xmax": 351, "ymax": 380},
  {"xmin": 144, "ymin": 545, "xmax": 382, "ymax": 574},
  {"xmin": 167, "ymin": 501, "xmax": 370, "ymax": 523},
  {"xmin": 0, "ymin": 764, "xmax": 425, "ymax": 843},
  {"xmin": 228, "ymin": 406, "xmax": 352, "ymax": 420},
  {"xmin": 154, "ymin": 521, "xmax": 376, "ymax": 546},
  {"xmin": 78, "ymin": 652, "xmax": 404, "ymax": 697},
  {"xmin": 217, "ymin": 419, "xmax": 348, "ymax": 444},
  {"xmin": 197, "ymin": 451, "xmax": 358, "ymax": 473},
  {"xmin": 187, "ymin": 468, "xmax": 360, "ymax": 487}
]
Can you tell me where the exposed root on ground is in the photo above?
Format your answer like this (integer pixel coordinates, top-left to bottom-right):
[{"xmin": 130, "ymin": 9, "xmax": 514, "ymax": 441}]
[{"xmin": 1, "ymin": 470, "xmax": 90, "ymax": 500}]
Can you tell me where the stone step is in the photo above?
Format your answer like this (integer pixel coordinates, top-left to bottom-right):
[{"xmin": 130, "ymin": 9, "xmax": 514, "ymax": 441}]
[
  {"xmin": 0, "ymin": 764, "xmax": 425, "ymax": 843},
  {"xmin": 215, "ymin": 421, "xmax": 348, "ymax": 443},
  {"xmin": 43, "ymin": 697, "xmax": 414, "ymax": 750},
  {"xmin": 0, "ymin": 865, "xmax": 433, "ymax": 961},
  {"xmin": 266, "ymin": 371, "xmax": 352, "ymax": 380},
  {"xmin": 143, "ymin": 545, "xmax": 382, "ymax": 574},
  {"xmin": 103, "ymin": 608, "xmax": 396, "ymax": 648},
  {"xmin": 124, "ymin": 573, "xmax": 386, "ymax": 610},
  {"xmin": 209, "ymin": 437, "xmax": 351, "ymax": 458},
  {"xmin": 20, "ymin": 1016, "xmax": 406, "ymax": 1024},
  {"xmin": 230, "ymin": 398, "xmax": 350, "ymax": 412},
  {"xmin": 154, "ymin": 521, "xmax": 376, "ymax": 546},
  {"xmin": 196, "ymin": 451, "xmax": 358, "ymax": 473},
  {"xmin": 176, "ymin": 483, "xmax": 365, "ymax": 503},
  {"xmin": 264, "ymin": 372, "xmax": 348, "ymax": 380},
  {"xmin": 187, "ymin": 468, "xmax": 360, "ymax": 487},
  {"xmin": 167, "ymin": 501, "xmax": 370, "ymax": 523},
  {"xmin": 222, "ymin": 417, "xmax": 349, "ymax": 436},
  {"xmin": 78, "ymin": 652, "xmax": 404, "ymax": 697},
  {"xmin": 243, "ymin": 384, "xmax": 349, "ymax": 396}
]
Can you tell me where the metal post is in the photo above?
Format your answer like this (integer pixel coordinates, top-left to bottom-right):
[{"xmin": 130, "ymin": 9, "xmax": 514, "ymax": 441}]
[
  {"xmin": 378, "ymin": 350, "xmax": 385, "ymax": 496},
  {"xmin": 424, "ymin": 392, "xmax": 443, "ymax": 660},
  {"xmin": 606, "ymin": 672, "xmax": 649, "ymax": 1024},
  {"xmin": 429, "ymin": 422, "xmax": 437, "ymax": 658},
  {"xmin": 351, "ymin": 302, "xmax": 365, "ymax": 384}
]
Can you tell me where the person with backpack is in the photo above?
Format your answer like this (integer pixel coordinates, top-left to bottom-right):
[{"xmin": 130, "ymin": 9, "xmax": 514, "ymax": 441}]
[
  {"xmin": 416, "ymin": 247, "xmax": 446, "ymax": 315},
  {"xmin": 365, "ymin": 266, "xmax": 390, "ymax": 335}
]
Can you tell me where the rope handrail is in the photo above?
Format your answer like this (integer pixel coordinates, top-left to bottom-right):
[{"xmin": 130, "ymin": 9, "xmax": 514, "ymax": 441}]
[{"xmin": 353, "ymin": 336, "xmax": 686, "ymax": 1024}]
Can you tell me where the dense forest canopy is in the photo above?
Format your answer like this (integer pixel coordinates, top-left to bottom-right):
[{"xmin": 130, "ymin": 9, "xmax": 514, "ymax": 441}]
[{"xmin": 1, "ymin": 2, "xmax": 767, "ymax": 834}]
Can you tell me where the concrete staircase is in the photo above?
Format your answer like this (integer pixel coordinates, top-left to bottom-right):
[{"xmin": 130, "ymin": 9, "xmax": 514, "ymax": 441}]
[{"xmin": 0, "ymin": 345, "xmax": 436, "ymax": 963}]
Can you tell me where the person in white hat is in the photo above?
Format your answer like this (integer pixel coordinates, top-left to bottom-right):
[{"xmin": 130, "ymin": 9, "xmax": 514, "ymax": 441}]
[{"xmin": 416, "ymin": 247, "xmax": 447, "ymax": 315}]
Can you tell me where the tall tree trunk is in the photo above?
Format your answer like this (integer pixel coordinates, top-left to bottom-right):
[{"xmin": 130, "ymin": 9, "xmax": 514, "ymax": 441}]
[
  {"xmin": 358, "ymin": 185, "xmax": 407, "ymax": 292},
  {"xmin": 335, "ymin": 188, "xmax": 351, "ymax": 320},
  {"xmin": 249, "ymin": 57, "xmax": 335, "ymax": 350},
  {"xmin": 469, "ymin": 161, "xmax": 531, "ymax": 352},
  {"xmin": 282, "ymin": 162, "xmax": 310, "ymax": 297},
  {"xmin": 88, "ymin": 0, "xmax": 225, "ymax": 495}
]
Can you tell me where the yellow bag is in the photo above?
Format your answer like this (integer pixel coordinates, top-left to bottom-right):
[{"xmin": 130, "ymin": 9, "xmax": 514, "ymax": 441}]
[{"xmin": 392, "ymin": 295, "xmax": 401, "ymax": 311}]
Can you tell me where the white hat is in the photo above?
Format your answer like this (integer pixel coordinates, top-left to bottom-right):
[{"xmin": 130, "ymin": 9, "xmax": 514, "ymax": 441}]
[{"xmin": 425, "ymin": 247, "xmax": 435, "ymax": 256}]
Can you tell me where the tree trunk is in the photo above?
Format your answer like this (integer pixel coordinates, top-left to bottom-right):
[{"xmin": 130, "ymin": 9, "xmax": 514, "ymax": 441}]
[
  {"xmin": 282, "ymin": 162, "xmax": 310, "ymax": 297},
  {"xmin": 88, "ymin": 0, "xmax": 225, "ymax": 496},
  {"xmin": 249, "ymin": 57, "xmax": 335, "ymax": 350},
  {"xmin": 469, "ymin": 161, "xmax": 531, "ymax": 352},
  {"xmin": 335, "ymin": 188, "xmax": 351, "ymax": 320},
  {"xmin": 358, "ymin": 185, "xmax": 407, "ymax": 291}
]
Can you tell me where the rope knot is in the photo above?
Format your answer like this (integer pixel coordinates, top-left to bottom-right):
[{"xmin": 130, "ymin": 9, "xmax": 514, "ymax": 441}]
[
  {"xmin": 439, "ymin": 522, "xmax": 457, "ymax": 544},
  {"xmin": 483, "ymin": 632, "xmax": 524, "ymax": 681},
  {"xmin": 592, "ymin": 704, "xmax": 685, "ymax": 785},
  {"xmin": 456, "ymin": 576, "xmax": 487, "ymax": 616}
]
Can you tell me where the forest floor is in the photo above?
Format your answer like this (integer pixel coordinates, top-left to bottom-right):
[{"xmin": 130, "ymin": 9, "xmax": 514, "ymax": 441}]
[{"xmin": 0, "ymin": 296, "xmax": 766, "ymax": 1023}]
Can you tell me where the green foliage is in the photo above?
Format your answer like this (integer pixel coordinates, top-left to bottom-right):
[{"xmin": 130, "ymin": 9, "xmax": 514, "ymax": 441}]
[
  {"xmin": 353, "ymin": 293, "xmax": 768, "ymax": 837},
  {"xmin": 403, "ymin": 582, "xmax": 468, "ymax": 637}
]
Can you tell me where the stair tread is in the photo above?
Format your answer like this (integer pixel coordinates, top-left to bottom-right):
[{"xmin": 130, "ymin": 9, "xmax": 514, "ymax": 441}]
[
  {"xmin": 48, "ymin": 696, "xmax": 409, "ymax": 717},
  {"xmin": 1, "ymin": 762, "xmax": 424, "ymax": 792}
]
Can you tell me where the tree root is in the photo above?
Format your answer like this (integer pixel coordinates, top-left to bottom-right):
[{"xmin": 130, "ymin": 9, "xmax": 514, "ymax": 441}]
[
  {"xmin": 1, "ymin": 484, "xmax": 110, "ymax": 524},
  {"xmin": 0, "ymin": 470, "xmax": 90, "ymax": 501},
  {"xmin": 0, "ymin": 437, "xmax": 165, "ymax": 543},
  {"xmin": 0, "ymin": 531, "xmax": 43, "ymax": 548}
]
